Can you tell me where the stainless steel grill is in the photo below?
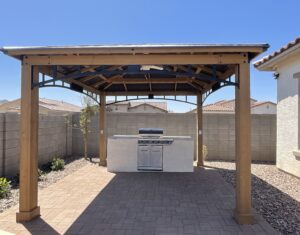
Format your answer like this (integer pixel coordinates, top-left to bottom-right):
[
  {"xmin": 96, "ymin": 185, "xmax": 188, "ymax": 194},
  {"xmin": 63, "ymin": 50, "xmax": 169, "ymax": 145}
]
[{"xmin": 137, "ymin": 128, "xmax": 173, "ymax": 171}]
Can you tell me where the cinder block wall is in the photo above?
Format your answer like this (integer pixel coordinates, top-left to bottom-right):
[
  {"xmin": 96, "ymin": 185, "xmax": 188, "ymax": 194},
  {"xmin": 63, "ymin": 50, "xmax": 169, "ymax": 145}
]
[
  {"xmin": 72, "ymin": 112, "xmax": 276, "ymax": 162},
  {"xmin": 0, "ymin": 113, "xmax": 72, "ymax": 177},
  {"xmin": 72, "ymin": 113, "xmax": 197, "ymax": 158},
  {"xmin": 0, "ymin": 112, "xmax": 276, "ymax": 177}
]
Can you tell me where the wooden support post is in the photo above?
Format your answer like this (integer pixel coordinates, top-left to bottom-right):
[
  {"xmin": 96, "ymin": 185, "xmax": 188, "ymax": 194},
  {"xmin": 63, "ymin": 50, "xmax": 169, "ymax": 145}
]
[
  {"xmin": 234, "ymin": 62, "xmax": 254, "ymax": 224},
  {"xmin": 16, "ymin": 65, "xmax": 40, "ymax": 222},
  {"xmin": 99, "ymin": 94, "xmax": 107, "ymax": 166},
  {"xmin": 197, "ymin": 94, "xmax": 204, "ymax": 167}
]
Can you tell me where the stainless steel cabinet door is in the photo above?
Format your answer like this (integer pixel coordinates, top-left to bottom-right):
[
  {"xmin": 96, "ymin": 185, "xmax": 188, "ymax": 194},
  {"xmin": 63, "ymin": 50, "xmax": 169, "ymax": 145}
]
[
  {"xmin": 138, "ymin": 145, "xmax": 150, "ymax": 168},
  {"xmin": 149, "ymin": 145, "xmax": 163, "ymax": 169}
]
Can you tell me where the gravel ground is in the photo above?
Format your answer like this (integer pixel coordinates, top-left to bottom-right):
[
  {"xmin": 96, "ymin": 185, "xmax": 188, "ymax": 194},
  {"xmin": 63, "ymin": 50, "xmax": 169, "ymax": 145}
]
[
  {"xmin": 0, "ymin": 156, "xmax": 93, "ymax": 213},
  {"xmin": 206, "ymin": 160, "xmax": 300, "ymax": 235}
]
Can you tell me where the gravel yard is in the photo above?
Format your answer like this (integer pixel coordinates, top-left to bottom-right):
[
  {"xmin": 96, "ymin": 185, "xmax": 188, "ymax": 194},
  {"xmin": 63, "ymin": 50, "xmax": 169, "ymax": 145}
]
[
  {"xmin": 206, "ymin": 160, "xmax": 300, "ymax": 235},
  {"xmin": 0, "ymin": 156, "xmax": 92, "ymax": 213}
]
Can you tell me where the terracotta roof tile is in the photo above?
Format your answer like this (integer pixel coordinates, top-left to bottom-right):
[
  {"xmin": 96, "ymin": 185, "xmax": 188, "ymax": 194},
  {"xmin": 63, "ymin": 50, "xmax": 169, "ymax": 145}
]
[
  {"xmin": 251, "ymin": 101, "xmax": 276, "ymax": 108},
  {"xmin": 39, "ymin": 98, "xmax": 81, "ymax": 112},
  {"xmin": 188, "ymin": 98, "xmax": 274, "ymax": 113},
  {"xmin": 254, "ymin": 37, "xmax": 300, "ymax": 67}
]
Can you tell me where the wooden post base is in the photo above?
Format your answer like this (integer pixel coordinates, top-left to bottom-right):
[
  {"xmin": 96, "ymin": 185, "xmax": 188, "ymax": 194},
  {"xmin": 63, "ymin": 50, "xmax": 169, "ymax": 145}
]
[
  {"xmin": 16, "ymin": 206, "xmax": 40, "ymax": 222},
  {"xmin": 197, "ymin": 161, "xmax": 204, "ymax": 167},
  {"xmin": 99, "ymin": 159, "xmax": 107, "ymax": 166},
  {"xmin": 234, "ymin": 211, "xmax": 255, "ymax": 225}
]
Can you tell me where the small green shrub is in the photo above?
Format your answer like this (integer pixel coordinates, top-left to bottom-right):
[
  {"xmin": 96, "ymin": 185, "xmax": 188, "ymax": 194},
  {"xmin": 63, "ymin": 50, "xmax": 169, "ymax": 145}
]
[
  {"xmin": 51, "ymin": 157, "xmax": 65, "ymax": 171},
  {"xmin": 0, "ymin": 177, "xmax": 11, "ymax": 199},
  {"xmin": 38, "ymin": 168, "xmax": 44, "ymax": 177},
  {"xmin": 38, "ymin": 168, "xmax": 45, "ymax": 181},
  {"xmin": 203, "ymin": 145, "xmax": 208, "ymax": 159}
]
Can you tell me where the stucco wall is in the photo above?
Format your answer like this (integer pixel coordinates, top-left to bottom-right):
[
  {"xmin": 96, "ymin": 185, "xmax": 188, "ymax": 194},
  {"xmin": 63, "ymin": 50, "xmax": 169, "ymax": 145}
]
[
  {"xmin": 72, "ymin": 112, "xmax": 276, "ymax": 162},
  {"xmin": 276, "ymin": 52, "xmax": 300, "ymax": 177},
  {"xmin": 127, "ymin": 105, "xmax": 166, "ymax": 113},
  {"xmin": 251, "ymin": 104, "xmax": 276, "ymax": 114},
  {"xmin": 0, "ymin": 113, "xmax": 72, "ymax": 177}
]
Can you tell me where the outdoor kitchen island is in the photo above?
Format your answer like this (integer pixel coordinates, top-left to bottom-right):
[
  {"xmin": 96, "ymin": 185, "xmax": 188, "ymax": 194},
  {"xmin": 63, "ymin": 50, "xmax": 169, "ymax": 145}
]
[{"xmin": 107, "ymin": 128, "xmax": 194, "ymax": 172}]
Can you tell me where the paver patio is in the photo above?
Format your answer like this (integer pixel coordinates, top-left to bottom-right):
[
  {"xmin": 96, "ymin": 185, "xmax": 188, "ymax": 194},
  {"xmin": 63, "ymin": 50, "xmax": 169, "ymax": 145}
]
[{"xmin": 0, "ymin": 163, "xmax": 276, "ymax": 234}]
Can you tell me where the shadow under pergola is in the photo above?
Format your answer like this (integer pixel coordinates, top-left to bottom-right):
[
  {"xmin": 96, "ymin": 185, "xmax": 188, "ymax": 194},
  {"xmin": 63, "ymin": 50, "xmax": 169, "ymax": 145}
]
[
  {"xmin": 21, "ymin": 217, "xmax": 59, "ymax": 235},
  {"xmin": 56, "ymin": 167, "xmax": 279, "ymax": 234},
  {"xmin": 15, "ymin": 163, "xmax": 298, "ymax": 234}
]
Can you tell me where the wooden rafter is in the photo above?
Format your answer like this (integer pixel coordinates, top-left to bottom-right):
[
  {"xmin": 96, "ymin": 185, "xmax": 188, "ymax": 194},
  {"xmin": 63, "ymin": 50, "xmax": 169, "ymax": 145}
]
[
  {"xmin": 219, "ymin": 65, "xmax": 236, "ymax": 79},
  {"xmin": 188, "ymin": 82, "xmax": 203, "ymax": 91},
  {"xmin": 194, "ymin": 65, "xmax": 223, "ymax": 77}
]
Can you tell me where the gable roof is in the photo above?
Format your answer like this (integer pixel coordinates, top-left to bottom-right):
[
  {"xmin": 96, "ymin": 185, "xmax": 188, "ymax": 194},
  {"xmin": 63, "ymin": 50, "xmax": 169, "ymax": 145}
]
[
  {"xmin": 0, "ymin": 98, "xmax": 81, "ymax": 112},
  {"xmin": 129, "ymin": 101, "xmax": 167, "ymax": 111},
  {"xmin": 128, "ymin": 102, "xmax": 167, "ymax": 112},
  {"xmin": 251, "ymin": 101, "xmax": 276, "ymax": 108},
  {"xmin": 39, "ymin": 98, "xmax": 81, "ymax": 112},
  {"xmin": 107, "ymin": 101, "xmax": 167, "ymax": 111},
  {"xmin": 254, "ymin": 37, "xmax": 300, "ymax": 69}
]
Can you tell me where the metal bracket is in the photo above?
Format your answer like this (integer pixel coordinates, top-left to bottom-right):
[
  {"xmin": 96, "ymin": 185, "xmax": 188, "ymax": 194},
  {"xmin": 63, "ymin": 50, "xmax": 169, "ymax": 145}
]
[
  {"xmin": 107, "ymin": 95, "xmax": 197, "ymax": 106},
  {"xmin": 202, "ymin": 76, "xmax": 238, "ymax": 104}
]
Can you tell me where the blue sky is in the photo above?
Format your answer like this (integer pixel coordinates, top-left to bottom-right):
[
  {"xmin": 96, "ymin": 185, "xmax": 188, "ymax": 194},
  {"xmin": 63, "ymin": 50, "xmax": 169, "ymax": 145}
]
[{"xmin": 0, "ymin": 0, "xmax": 299, "ymax": 112}]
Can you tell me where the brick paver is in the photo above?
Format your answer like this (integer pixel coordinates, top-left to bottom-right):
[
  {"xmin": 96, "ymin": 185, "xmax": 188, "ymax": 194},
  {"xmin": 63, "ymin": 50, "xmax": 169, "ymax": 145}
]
[{"xmin": 0, "ymin": 164, "xmax": 277, "ymax": 234}]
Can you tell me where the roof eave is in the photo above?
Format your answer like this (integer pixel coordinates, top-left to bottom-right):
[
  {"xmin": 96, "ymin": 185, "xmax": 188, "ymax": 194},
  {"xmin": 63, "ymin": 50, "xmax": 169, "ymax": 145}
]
[
  {"xmin": 255, "ymin": 43, "xmax": 300, "ymax": 71},
  {"xmin": 0, "ymin": 44, "xmax": 269, "ymax": 61}
]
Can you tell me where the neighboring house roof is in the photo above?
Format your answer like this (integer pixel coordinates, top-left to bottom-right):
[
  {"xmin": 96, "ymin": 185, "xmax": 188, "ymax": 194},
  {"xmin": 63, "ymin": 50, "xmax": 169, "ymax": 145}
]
[
  {"xmin": 0, "ymin": 98, "xmax": 81, "ymax": 113},
  {"xmin": 188, "ymin": 99, "xmax": 275, "ymax": 113},
  {"xmin": 0, "ymin": 100, "xmax": 8, "ymax": 105},
  {"xmin": 202, "ymin": 103, "xmax": 233, "ymax": 112},
  {"xmin": 39, "ymin": 98, "xmax": 81, "ymax": 112},
  {"xmin": 107, "ymin": 101, "xmax": 168, "ymax": 112},
  {"xmin": 254, "ymin": 37, "xmax": 300, "ymax": 68},
  {"xmin": 128, "ymin": 102, "xmax": 167, "ymax": 112},
  {"xmin": 129, "ymin": 101, "xmax": 167, "ymax": 111},
  {"xmin": 251, "ymin": 101, "xmax": 276, "ymax": 108}
]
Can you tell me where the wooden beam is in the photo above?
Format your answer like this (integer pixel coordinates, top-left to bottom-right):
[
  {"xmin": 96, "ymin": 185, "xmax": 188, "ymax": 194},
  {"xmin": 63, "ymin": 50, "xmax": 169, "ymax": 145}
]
[
  {"xmin": 110, "ymin": 77, "xmax": 190, "ymax": 84},
  {"xmin": 220, "ymin": 66, "xmax": 236, "ymax": 79},
  {"xmin": 234, "ymin": 62, "xmax": 254, "ymax": 225},
  {"xmin": 197, "ymin": 94, "xmax": 203, "ymax": 167},
  {"xmin": 78, "ymin": 75, "xmax": 98, "ymax": 83},
  {"xmin": 92, "ymin": 75, "xmax": 120, "ymax": 88},
  {"xmin": 80, "ymin": 65, "xmax": 100, "ymax": 73},
  {"xmin": 195, "ymin": 67, "xmax": 202, "ymax": 74},
  {"xmin": 5, "ymin": 46, "xmax": 265, "ymax": 56},
  {"xmin": 99, "ymin": 74, "xmax": 108, "ymax": 81},
  {"xmin": 103, "ymin": 90, "xmax": 197, "ymax": 96},
  {"xmin": 103, "ymin": 83, "xmax": 113, "ymax": 90},
  {"xmin": 25, "ymin": 53, "xmax": 247, "ymax": 66},
  {"xmin": 16, "ymin": 65, "xmax": 40, "ymax": 222},
  {"xmin": 188, "ymin": 82, "xmax": 202, "ymax": 91},
  {"xmin": 195, "ymin": 65, "xmax": 223, "ymax": 77},
  {"xmin": 68, "ymin": 78, "xmax": 100, "ymax": 94},
  {"xmin": 99, "ymin": 95, "xmax": 107, "ymax": 166}
]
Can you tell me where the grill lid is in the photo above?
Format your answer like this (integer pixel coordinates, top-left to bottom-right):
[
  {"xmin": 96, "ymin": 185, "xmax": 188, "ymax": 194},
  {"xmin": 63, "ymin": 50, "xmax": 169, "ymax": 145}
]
[{"xmin": 138, "ymin": 128, "xmax": 163, "ymax": 135}]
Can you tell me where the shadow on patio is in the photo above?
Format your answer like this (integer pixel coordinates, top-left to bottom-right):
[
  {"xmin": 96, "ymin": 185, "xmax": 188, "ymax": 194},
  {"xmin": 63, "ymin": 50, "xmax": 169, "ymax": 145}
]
[
  {"xmin": 61, "ymin": 167, "xmax": 275, "ymax": 234},
  {"xmin": 21, "ymin": 218, "xmax": 60, "ymax": 235},
  {"xmin": 1, "ymin": 164, "xmax": 285, "ymax": 234}
]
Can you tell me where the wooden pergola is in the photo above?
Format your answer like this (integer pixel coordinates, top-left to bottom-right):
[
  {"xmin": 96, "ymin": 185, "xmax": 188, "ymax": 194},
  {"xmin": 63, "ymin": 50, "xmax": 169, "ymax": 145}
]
[{"xmin": 1, "ymin": 43, "xmax": 268, "ymax": 224}]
